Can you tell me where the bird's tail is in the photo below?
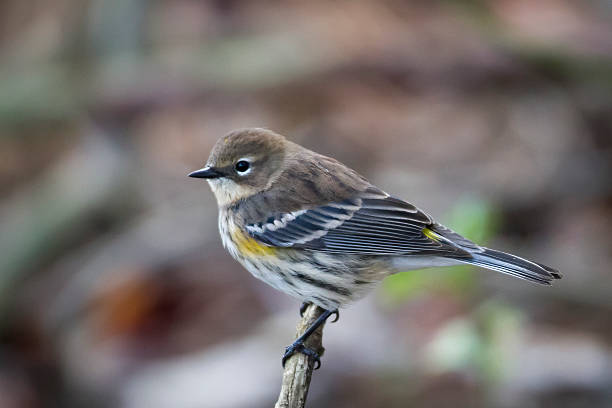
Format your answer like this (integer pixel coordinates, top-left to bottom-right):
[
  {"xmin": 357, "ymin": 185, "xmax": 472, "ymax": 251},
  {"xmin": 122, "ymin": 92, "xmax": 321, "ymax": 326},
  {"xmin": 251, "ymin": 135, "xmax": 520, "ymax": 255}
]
[{"xmin": 462, "ymin": 247, "xmax": 562, "ymax": 285}]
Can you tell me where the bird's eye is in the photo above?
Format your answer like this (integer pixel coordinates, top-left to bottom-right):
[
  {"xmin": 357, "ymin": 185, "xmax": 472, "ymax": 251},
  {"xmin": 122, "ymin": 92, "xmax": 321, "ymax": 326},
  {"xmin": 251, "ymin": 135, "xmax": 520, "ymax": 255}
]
[{"xmin": 235, "ymin": 160, "xmax": 250, "ymax": 173}]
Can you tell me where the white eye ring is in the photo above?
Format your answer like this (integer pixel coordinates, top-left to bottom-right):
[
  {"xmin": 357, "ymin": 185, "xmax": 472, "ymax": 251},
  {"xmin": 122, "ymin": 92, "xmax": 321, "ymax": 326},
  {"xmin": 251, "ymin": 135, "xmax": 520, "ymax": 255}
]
[{"xmin": 234, "ymin": 158, "xmax": 252, "ymax": 175}]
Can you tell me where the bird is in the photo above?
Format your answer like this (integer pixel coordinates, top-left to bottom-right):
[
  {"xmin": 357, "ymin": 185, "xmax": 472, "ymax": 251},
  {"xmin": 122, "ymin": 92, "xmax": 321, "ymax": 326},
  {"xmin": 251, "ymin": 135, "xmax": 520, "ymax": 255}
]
[{"xmin": 188, "ymin": 128, "xmax": 561, "ymax": 367}]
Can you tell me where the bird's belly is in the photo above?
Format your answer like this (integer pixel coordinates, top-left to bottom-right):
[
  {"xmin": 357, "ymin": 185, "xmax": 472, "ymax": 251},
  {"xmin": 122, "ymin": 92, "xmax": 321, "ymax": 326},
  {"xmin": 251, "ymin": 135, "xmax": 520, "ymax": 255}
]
[
  {"xmin": 218, "ymin": 211, "xmax": 387, "ymax": 309},
  {"xmin": 242, "ymin": 251, "xmax": 387, "ymax": 310}
]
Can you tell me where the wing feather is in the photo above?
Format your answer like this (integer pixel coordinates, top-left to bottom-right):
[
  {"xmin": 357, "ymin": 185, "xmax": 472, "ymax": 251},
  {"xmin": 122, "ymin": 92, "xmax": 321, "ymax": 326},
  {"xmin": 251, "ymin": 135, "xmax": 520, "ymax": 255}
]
[{"xmin": 245, "ymin": 190, "xmax": 470, "ymax": 257}]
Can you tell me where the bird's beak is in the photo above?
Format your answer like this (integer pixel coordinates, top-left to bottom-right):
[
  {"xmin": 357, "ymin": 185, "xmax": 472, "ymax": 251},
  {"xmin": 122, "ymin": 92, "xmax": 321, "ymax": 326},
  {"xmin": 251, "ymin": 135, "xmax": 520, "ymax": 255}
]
[{"xmin": 188, "ymin": 166, "xmax": 224, "ymax": 179}]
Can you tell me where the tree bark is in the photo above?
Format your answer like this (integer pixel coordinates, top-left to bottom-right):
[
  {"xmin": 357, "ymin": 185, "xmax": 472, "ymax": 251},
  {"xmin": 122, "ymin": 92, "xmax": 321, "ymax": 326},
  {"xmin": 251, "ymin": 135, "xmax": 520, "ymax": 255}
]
[{"xmin": 275, "ymin": 304, "xmax": 326, "ymax": 408}]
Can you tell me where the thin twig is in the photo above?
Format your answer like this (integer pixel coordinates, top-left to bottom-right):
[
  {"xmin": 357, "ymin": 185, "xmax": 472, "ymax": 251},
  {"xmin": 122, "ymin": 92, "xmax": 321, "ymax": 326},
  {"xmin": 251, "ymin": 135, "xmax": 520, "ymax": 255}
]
[{"xmin": 275, "ymin": 304, "xmax": 326, "ymax": 408}]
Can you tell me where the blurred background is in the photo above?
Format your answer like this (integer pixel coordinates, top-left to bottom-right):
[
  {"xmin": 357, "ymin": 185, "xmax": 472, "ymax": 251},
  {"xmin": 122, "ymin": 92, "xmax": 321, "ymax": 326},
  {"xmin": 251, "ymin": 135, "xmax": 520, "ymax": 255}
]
[{"xmin": 1, "ymin": 1, "xmax": 611, "ymax": 407}]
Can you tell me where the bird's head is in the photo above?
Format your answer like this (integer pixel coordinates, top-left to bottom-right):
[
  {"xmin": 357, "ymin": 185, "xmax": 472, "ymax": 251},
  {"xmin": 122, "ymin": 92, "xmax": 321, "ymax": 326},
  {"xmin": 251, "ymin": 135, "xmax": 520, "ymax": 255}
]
[{"xmin": 189, "ymin": 128, "xmax": 288, "ymax": 206}]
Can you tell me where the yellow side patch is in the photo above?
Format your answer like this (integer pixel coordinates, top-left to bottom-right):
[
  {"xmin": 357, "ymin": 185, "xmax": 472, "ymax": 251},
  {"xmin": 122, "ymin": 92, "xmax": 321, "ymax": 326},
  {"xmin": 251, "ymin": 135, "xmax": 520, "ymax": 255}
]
[
  {"xmin": 422, "ymin": 227, "xmax": 440, "ymax": 242},
  {"xmin": 231, "ymin": 227, "xmax": 277, "ymax": 256}
]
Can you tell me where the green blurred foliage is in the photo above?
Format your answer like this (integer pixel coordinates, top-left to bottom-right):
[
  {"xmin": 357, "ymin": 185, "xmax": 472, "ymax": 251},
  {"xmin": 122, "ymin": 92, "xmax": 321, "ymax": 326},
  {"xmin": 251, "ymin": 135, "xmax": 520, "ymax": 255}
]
[{"xmin": 425, "ymin": 300, "xmax": 524, "ymax": 384}]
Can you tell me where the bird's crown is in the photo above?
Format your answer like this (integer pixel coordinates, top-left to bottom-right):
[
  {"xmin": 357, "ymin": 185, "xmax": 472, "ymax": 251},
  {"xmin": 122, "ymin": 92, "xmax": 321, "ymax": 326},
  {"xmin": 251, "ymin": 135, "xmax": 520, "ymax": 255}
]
[{"xmin": 207, "ymin": 128, "xmax": 287, "ymax": 169}]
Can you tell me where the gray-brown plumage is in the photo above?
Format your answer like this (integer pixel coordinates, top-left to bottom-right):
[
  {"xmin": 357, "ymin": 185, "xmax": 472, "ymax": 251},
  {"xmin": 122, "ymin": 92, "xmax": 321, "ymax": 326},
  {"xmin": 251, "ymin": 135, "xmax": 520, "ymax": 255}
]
[{"xmin": 190, "ymin": 128, "xmax": 561, "ymax": 310}]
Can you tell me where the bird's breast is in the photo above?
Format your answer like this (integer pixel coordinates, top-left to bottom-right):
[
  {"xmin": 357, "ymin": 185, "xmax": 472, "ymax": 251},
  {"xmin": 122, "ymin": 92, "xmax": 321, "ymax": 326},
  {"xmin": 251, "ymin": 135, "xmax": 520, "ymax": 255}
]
[{"xmin": 218, "ymin": 210, "xmax": 277, "ymax": 259}]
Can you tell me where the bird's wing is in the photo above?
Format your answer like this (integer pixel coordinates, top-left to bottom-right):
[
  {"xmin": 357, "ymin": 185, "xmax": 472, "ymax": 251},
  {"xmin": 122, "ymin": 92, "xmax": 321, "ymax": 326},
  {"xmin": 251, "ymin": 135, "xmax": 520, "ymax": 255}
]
[{"xmin": 245, "ymin": 188, "xmax": 472, "ymax": 257}]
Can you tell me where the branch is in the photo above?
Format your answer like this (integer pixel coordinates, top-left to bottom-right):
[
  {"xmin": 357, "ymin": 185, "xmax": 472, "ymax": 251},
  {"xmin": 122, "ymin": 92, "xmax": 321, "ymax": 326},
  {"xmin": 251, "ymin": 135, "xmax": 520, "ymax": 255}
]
[{"xmin": 275, "ymin": 304, "xmax": 326, "ymax": 408}]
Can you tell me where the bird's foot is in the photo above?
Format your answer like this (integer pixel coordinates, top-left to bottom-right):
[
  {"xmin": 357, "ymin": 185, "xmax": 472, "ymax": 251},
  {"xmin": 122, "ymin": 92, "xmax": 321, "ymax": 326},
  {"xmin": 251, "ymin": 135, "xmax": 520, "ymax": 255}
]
[
  {"xmin": 282, "ymin": 340, "xmax": 321, "ymax": 369},
  {"xmin": 284, "ymin": 307, "xmax": 338, "ymax": 369}
]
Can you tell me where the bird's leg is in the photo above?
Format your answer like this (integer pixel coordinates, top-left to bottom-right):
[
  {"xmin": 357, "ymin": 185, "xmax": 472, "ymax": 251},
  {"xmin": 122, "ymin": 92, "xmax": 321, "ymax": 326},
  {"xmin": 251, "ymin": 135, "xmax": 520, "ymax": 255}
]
[{"xmin": 282, "ymin": 308, "xmax": 337, "ymax": 369}]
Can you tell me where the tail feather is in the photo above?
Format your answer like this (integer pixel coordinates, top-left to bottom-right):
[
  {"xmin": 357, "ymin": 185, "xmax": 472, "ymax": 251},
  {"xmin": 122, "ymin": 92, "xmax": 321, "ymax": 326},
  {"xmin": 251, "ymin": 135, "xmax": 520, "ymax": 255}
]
[{"xmin": 461, "ymin": 247, "xmax": 561, "ymax": 285}]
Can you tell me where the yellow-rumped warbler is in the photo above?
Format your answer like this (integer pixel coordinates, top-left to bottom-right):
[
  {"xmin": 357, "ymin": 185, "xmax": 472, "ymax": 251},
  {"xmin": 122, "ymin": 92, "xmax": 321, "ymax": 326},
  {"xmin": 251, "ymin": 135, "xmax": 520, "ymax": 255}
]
[{"xmin": 189, "ymin": 128, "xmax": 560, "ymax": 366}]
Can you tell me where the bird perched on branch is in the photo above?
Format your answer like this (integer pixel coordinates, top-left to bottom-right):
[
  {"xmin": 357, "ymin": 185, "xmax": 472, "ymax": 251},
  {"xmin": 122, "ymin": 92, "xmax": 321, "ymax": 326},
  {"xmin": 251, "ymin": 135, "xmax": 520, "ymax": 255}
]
[{"xmin": 189, "ymin": 128, "xmax": 561, "ymax": 367}]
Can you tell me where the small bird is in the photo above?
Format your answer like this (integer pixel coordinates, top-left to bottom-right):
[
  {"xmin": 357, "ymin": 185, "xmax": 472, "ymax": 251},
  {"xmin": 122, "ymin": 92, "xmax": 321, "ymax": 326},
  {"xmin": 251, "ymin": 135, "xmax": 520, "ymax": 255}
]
[{"xmin": 189, "ymin": 128, "xmax": 560, "ymax": 367}]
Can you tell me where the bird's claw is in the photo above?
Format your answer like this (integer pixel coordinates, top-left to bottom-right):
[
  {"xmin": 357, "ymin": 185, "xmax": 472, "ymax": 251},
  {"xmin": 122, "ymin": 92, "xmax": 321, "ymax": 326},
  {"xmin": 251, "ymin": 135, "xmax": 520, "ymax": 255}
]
[
  {"xmin": 299, "ymin": 302, "xmax": 311, "ymax": 317},
  {"xmin": 282, "ymin": 341, "xmax": 321, "ymax": 369},
  {"xmin": 300, "ymin": 303, "xmax": 339, "ymax": 324}
]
